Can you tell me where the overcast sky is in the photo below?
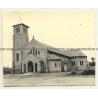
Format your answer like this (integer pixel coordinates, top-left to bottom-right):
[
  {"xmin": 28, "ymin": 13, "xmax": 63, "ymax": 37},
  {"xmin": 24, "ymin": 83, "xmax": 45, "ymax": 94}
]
[{"xmin": 3, "ymin": 11, "xmax": 95, "ymax": 67}]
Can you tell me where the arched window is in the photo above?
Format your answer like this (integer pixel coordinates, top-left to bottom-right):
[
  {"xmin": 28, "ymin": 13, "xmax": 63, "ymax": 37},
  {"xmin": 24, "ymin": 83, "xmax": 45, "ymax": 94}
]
[
  {"xmin": 33, "ymin": 47, "xmax": 34, "ymax": 54},
  {"xmin": 16, "ymin": 53, "xmax": 19, "ymax": 61}
]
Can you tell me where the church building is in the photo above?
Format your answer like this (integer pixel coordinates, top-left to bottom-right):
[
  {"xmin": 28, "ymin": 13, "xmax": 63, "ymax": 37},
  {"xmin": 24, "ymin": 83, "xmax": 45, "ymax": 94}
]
[{"xmin": 12, "ymin": 23, "xmax": 87, "ymax": 74}]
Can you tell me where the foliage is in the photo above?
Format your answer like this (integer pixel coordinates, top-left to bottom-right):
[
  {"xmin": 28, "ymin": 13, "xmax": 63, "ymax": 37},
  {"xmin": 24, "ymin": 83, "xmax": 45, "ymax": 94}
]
[
  {"xmin": 71, "ymin": 70, "xmax": 77, "ymax": 75},
  {"xmin": 89, "ymin": 62, "xmax": 95, "ymax": 66},
  {"xmin": 3, "ymin": 67, "xmax": 12, "ymax": 75},
  {"xmin": 91, "ymin": 57, "xmax": 95, "ymax": 62},
  {"xmin": 81, "ymin": 69, "xmax": 95, "ymax": 75}
]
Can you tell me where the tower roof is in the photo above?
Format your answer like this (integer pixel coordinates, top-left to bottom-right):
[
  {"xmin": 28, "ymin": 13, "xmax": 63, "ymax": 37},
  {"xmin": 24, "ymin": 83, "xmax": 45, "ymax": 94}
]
[{"xmin": 12, "ymin": 23, "xmax": 30, "ymax": 28}]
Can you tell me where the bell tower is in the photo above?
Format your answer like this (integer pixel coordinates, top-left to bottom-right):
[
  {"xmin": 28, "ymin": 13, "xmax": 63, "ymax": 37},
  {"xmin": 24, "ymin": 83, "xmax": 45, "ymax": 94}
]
[
  {"xmin": 13, "ymin": 23, "xmax": 29, "ymax": 49},
  {"xmin": 12, "ymin": 23, "xmax": 30, "ymax": 74}
]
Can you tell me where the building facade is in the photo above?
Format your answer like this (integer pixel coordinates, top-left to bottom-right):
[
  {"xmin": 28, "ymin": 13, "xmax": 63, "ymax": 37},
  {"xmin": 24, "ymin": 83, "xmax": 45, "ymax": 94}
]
[{"xmin": 12, "ymin": 23, "xmax": 87, "ymax": 74}]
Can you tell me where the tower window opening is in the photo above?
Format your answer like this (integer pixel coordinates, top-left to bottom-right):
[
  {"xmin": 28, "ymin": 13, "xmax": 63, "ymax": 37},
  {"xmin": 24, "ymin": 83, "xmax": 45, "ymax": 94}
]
[
  {"xmin": 23, "ymin": 28, "xmax": 26, "ymax": 33},
  {"xmin": 16, "ymin": 53, "xmax": 19, "ymax": 61},
  {"xmin": 19, "ymin": 28, "xmax": 20, "ymax": 32},
  {"xmin": 16, "ymin": 28, "xmax": 18, "ymax": 33},
  {"xmin": 33, "ymin": 47, "xmax": 34, "ymax": 54},
  {"xmin": 16, "ymin": 28, "xmax": 20, "ymax": 33}
]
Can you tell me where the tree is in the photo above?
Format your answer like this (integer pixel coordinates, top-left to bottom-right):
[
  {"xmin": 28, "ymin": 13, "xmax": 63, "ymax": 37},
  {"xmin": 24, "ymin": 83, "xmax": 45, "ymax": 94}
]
[
  {"xmin": 89, "ymin": 57, "xmax": 95, "ymax": 66},
  {"xmin": 91, "ymin": 57, "xmax": 95, "ymax": 62}
]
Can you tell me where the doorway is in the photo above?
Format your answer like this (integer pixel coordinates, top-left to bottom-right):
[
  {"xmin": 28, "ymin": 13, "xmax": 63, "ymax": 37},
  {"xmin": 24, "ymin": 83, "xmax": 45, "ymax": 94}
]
[
  {"xmin": 64, "ymin": 63, "xmax": 67, "ymax": 71},
  {"xmin": 28, "ymin": 61, "xmax": 33, "ymax": 72}
]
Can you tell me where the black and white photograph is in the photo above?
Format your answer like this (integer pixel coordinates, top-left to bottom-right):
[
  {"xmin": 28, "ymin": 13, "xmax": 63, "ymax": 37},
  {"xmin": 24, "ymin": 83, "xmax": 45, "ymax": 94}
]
[{"xmin": 2, "ymin": 11, "xmax": 95, "ymax": 86}]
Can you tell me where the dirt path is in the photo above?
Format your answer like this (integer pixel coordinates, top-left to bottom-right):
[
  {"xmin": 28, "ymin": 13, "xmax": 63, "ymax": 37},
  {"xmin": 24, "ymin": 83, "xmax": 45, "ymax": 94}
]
[{"xmin": 3, "ymin": 72, "xmax": 95, "ymax": 86}]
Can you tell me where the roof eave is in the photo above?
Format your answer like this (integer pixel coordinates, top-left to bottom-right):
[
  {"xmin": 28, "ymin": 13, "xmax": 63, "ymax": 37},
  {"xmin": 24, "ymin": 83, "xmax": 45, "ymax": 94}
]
[{"xmin": 12, "ymin": 23, "xmax": 30, "ymax": 28}]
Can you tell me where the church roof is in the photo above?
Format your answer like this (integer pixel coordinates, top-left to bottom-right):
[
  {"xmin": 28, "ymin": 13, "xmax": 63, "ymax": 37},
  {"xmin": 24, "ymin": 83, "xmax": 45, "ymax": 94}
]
[
  {"xmin": 23, "ymin": 53, "xmax": 41, "ymax": 61},
  {"xmin": 39, "ymin": 42, "xmax": 86, "ymax": 57},
  {"xmin": 48, "ymin": 54, "xmax": 61, "ymax": 60},
  {"xmin": 25, "ymin": 38, "xmax": 87, "ymax": 57}
]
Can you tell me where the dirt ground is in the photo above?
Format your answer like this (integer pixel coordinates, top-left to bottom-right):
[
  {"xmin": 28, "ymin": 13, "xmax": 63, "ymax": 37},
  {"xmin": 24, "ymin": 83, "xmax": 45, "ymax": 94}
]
[{"xmin": 3, "ymin": 72, "xmax": 95, "ymax": 86}]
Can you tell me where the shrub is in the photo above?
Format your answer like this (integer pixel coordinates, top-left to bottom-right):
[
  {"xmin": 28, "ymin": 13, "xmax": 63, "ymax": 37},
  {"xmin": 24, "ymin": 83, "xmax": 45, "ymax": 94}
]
[
  {"xmin": 89, "ymin": 62, "xmax": 95, "ymax": 66},
  {"xmin": 71, "ymin": 70, "xmax": 77, "ymax": 75},
  {"xmin": 81, "ymin": 69, "xmax": 95, "ymax": 75}
]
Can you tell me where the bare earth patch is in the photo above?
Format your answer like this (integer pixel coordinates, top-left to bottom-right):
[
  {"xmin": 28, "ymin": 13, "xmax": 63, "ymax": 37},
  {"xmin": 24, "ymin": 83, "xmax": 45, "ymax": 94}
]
[{"xmin": 3, "ymin": 72, "xmax": 95, "ymax": 86}]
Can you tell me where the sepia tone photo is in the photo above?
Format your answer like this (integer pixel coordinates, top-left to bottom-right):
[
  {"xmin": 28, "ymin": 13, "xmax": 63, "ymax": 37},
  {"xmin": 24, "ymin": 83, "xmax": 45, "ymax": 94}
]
[{"xmin": 3, "ymin": 11, "xmax": 95, "ymax": 86}]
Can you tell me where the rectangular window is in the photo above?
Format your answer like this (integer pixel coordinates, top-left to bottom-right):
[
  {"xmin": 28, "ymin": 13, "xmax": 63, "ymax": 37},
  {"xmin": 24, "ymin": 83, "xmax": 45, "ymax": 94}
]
[
  {"xmin": 55, "ymin": 63, "xmax": 57, "ymax": 67},
  {"xmin": 16, "ymin": 28, "xmax": 18, "ymax": 33},
  {"xmin": 38, "ymin": 51, "xmax": 40, "ymax": 55},
  {"xmin": 23, "ymin": 28, "xmax": 26, "ymax": 33},
  {"xmin": 33, "ymin": 47, "xmax": 34, "ymax": 54},
  {"xmin": 74, "ymin": 61, "xmax": 75, "ymax": 66},
  {"xmin": 80, "ymin": 61, "xmax": 81, "ymax": 65},
  {"xmin": 82, "ymin": 61, "xmax": 83, "ymax": 65},
  {"xmin": 16, "ymin": 28, "xmax": 20, "ymax": 33},
  {"xmin": 36, "ymin": 49, "xmax": 37, "ymax": 55},
  {"xmin": 16, "ymin": 53, "xmax": 19, "ymax": 61},
  {"xmin": 19, "ymin": 28, "xmax": 20, "ymax": 32},
  {"xmin": 72, "ymin": 62, "xmax": 73, "ymax": 66}
]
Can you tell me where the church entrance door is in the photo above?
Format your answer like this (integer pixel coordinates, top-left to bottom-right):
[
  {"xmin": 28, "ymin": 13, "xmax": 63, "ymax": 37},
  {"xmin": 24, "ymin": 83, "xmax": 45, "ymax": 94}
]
[{"xmin": 28, "ymin": 61, "xmax": 33, "ymax": 72}]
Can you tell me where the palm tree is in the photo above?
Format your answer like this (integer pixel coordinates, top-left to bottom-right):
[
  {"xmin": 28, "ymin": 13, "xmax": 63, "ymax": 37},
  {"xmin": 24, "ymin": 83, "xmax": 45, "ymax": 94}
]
[{"xmin": 91, "ymin": 57, "xmax": 94, "ymax": 62}]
